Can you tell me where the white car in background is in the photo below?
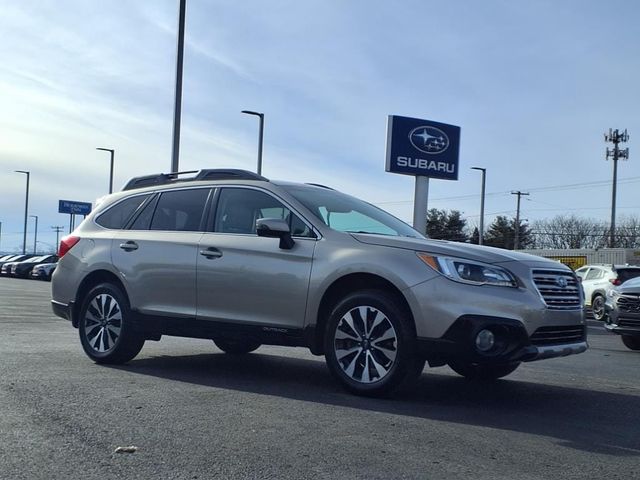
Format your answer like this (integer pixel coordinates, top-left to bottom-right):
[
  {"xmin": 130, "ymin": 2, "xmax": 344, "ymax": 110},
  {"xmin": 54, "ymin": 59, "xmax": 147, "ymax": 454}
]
[{"xmin": 575, "ymin": 264, "xmax": 640, "ymax": 320}]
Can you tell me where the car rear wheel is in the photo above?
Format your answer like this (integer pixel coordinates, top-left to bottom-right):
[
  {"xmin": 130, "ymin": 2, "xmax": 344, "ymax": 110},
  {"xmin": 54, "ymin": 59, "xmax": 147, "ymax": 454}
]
[
  {"xmin": 621, "ymin": 335, "xmax": 640, "ymax": 351},
  {"xmin": 78, "ymin": 283, "xmax": 145, "ymax": 364},
  {"xmin": 213, "ymin": 339, "xmax": 261, "ymax": 354},
  {"xmin": 591, "ymin": 294, "xmax": 606, "ymax": 321},
  {"xmin": 324, "ymin": 290, "xmax": 424, "ymax": 397},
  {"xmin": 448, "ymin": 361, "xmax": 520, "ymax": 380}
]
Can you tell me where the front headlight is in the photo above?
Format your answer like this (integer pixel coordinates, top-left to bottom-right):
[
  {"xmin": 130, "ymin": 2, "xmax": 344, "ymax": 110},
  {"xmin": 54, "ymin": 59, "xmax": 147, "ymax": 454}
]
[{"xmin": 417, "ymin": 253, "xmax": 518, "ymax": 287}]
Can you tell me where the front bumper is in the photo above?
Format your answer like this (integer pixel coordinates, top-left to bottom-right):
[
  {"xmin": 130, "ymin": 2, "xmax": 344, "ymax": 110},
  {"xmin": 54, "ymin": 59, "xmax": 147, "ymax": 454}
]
[
  {"xmin": 604, "ymin": 300, "xmax": 640, "ymax": 336},
  {"xmin": 416, "ymin": 315, "xmax": 588, "ymax": 364}
]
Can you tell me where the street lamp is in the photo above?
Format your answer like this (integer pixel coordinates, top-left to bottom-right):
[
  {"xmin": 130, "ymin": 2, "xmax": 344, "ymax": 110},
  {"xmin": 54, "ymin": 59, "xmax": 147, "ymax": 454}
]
[
  {"xmin": 471, "ymin": 167, "xmax": 486, "ymax": 245},
  {"xmin": 29, "ymin": 215, "xmax": 38, "ymax": 254},
  {"xmin": 241, "ymin": 110, "xmax": 265, "ymax": 175},
  {"xmin": 15, "ymin": 170, "xmax": 30, "ymax": 254},
  {"xmin": 96, "ymin": 148, "xmax": 115, "ymax": 194}
]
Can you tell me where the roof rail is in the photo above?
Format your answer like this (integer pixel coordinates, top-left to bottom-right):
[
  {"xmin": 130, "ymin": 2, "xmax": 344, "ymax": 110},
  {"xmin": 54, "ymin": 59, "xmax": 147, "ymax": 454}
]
[{"xmin": 122, "ymin": 169, "xmax": 268, "ymax": 191}]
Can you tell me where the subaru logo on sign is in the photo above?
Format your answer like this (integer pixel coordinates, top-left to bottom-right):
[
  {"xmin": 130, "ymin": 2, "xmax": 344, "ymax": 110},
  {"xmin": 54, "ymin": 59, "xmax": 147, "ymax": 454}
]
[
  {"xmin": 555, "ymin": 276, "xmax": 568, "ymax": 289},
  {"xmin": 409, "ymin": 126, "xmax": 450, "ymax": 154}
]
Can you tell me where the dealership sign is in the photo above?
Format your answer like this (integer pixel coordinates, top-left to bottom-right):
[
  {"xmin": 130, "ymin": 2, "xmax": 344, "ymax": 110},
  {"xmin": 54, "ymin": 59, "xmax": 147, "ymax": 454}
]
[
  {"xmin": 58, "ymin": 200, "xmax": 92, "ymax": 215},
  {"xmin": 385, "ymin": 115, "xmax": 461, "ymax": 180}
]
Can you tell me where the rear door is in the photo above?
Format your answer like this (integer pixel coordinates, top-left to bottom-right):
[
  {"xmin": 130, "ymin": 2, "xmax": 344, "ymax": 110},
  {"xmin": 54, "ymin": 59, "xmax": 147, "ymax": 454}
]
[
  {"xmin": 112, "ymin": 187, "xmax": 211, "ymax": 318},
  {"xmin": 196, "ymin": 187, "xmax": 316, "ymax": 329}
]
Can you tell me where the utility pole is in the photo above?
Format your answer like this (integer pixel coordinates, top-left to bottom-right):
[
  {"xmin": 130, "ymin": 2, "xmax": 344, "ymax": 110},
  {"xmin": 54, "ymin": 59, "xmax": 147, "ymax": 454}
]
[
  {"xmin": 52, "ymin": 226, "xmax": 64, "ymax": 252},
  {"xmin": 605, "ymin": 128, "xmax": 630, "ymax": 248},
  {"xmin": 29, "ymin": 215, "xmax": 38, "ymax": 254},
  {"xmin": 511, "ymin": 191, "xmax": 529, "ymax": 250}
]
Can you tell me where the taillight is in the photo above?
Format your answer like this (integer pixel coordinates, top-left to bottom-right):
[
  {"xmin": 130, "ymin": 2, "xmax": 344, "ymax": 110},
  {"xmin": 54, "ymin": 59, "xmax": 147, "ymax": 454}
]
[
  {"xmin": 58, "ymin": 235, "xmax": 80, "ymax": 258},
  {"xmin": 610, "ymin": 278, "xmax": 621, "ymax": 286}
]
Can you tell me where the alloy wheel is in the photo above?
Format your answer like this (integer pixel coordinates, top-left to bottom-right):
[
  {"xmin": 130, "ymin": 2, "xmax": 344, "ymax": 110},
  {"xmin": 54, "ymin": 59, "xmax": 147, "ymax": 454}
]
[
  {"xmin": 83, "ymin": 293, "xmax": 122, "ymax": 353},
  {"xmin": 333, "ymin": 305, "xmax": 398, "ymax": 384}
]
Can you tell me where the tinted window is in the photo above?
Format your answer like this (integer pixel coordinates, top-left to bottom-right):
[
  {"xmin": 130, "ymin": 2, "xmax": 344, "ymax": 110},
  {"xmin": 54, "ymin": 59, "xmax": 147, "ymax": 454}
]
[
  {"xmin": 97, "ymin": 195, "xmax": 150, "ymax": 229},
  {"xmin": 150, "ymin": 189, "xmax": 209, "ymax": 232},
  {"xmin": 617, "ymin": 268, "xmax": 640, "ymax": 283},
  {"xmin": 215, "ymin": 188, "xmax": 313, "ymax": 237},
  {"xmin": 129, "ymin": 195, "xmax": 158, "ymax": 230}
]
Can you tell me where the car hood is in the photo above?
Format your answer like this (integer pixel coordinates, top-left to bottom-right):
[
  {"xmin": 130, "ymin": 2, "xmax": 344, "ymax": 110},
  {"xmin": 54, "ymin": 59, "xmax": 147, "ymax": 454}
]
[{"xmin": 350, "ymin": 233, "xmax": 566, "ymax": 267}]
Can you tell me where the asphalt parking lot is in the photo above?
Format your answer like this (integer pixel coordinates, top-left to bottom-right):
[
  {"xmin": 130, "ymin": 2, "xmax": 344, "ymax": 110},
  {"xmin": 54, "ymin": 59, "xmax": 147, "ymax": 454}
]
[{"xmin": 1, "ymin": 278, "xmax": 638, "ymax": 480}]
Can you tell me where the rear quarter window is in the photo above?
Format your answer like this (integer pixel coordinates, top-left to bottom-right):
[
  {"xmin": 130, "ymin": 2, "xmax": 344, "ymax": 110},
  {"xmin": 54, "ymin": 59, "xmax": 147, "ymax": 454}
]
[{"xmin": 96, "ymin": 194, "xmax": 151, "ymax": 229}]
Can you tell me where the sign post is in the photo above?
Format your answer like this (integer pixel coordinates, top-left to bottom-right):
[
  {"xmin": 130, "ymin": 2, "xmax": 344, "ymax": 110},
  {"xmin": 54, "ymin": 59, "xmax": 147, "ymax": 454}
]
[{"xmin": 385, "ymin": 115, "xmax": 461, "ymax": 234}]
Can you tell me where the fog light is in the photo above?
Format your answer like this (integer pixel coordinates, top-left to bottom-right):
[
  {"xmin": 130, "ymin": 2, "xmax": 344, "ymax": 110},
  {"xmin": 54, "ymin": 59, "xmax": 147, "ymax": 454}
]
[{"xmin": 475, "ymin": 329, "xmax": 495, "ymax": 352}]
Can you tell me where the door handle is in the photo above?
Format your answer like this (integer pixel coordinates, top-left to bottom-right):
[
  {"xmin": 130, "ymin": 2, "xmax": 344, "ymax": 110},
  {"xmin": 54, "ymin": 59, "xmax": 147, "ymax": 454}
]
[
  {"xmin": 119, "ymin": 241, "xmax": 139, "ymax": 251},
  {"xmin": 200, "ymin": 247, "xmax": 223, "ymax": 259}
]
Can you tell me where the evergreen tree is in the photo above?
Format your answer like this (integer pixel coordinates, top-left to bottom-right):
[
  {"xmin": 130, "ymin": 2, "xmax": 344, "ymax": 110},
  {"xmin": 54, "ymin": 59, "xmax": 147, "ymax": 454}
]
[{"xmin": 426, "ymin": 209, "xmax": 469, "ymax": 242}]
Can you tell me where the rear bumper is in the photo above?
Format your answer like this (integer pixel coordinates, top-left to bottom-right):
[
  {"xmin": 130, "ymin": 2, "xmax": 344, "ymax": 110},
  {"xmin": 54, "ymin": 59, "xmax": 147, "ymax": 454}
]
[{"xmin": 51, "ymin": 300, "xmax": 72, "ymax": 323}]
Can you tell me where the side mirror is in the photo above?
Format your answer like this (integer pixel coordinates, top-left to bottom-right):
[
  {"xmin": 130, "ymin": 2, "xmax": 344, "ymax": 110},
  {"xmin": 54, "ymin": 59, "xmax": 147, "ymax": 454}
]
[{"xmin": 256, "ymin": 218, "xmax": 295, "ymax": 250}]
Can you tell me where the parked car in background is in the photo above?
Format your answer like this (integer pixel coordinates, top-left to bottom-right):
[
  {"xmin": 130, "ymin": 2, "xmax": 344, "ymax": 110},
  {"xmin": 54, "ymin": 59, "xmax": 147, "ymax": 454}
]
[
  {"xmin": 11, "ymin": 255, "xmax": 58, "ymax": 278},
  {"xmin": 52, "ymin": 168, "xmax": 587, "ymax": 397},
  {"xmin": 0, "ymin": 254, "xmax": 32, "ymax": 269},
  {"xmin": 575, "ymin": 264, "xmax": 640, "ymax": 320},
  {"xmin": 30, "ymin": 262, "xmax": 58, "ymax": 281},
  {"xmin": 604, "ymin": 277, "xmax": 640, "ymax": 351}
]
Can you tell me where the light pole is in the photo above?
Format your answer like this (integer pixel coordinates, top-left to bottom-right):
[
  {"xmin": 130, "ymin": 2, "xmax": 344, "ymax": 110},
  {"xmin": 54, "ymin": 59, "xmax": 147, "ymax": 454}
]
[
  {"xmin": 29, "ymin": 215, "xmax": 38, "ymax": 254},
  {"xmin": 241, "ymin": 110, "xmax": 265, "ymax": 175},
  {"xmin": 96, "ymin": 148, "xmax": 115, "ymax": 194},
  {"xmin": 15, "ymin": 170, "xmax": 30, "ymax": 254},
  {"xmin": 0, "ymin": 221, "xmax": 2, "ymax": 253},
  {"xmin": 471, "ymin": 167, "xmax": 486, "ymax": 245},
  {"xmin": 171, "ymin": 0, "xmax": 187, "ymax": 173}
]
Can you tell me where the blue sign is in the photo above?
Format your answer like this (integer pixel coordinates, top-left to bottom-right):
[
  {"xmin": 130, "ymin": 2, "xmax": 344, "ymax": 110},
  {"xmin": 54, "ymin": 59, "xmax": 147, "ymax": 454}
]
[
  {"xmin": 385, "ymin": 115, "xmax": 461, "ymax": 180},
  {"xmin": 58, "ymin": 200, "xmax": 92, "ymax": 215}
]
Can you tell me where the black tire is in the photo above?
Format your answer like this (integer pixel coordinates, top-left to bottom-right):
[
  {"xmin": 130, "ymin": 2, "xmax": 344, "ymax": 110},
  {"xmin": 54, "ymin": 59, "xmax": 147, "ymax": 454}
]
[
  {"xmin": 591, "ymin": 295, "xmax": 606, "ymax": 321},
  {"xmin": 448, "ymin": 361, "xmax": 520, "ymax": 380},
  {"xmin": 324, "ymin": 290, "xmax": 423, "ymax": 397},
  {"xmin": 78, "ymin": 283, "xmax": 144, "ymax": 364},
  {"xmin": 213, "ymin": 338, "xmax": 261, "ymax": 354},
  {"xmin": 621, "ymin": 335, "xmax": 640, "ymax": 351}
]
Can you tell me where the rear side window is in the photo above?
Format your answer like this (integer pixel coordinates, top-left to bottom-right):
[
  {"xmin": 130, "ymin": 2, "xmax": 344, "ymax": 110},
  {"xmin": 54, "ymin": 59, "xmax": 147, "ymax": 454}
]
[
  {"xmin": 150, "ymin": 189, "xmax": 210, "ymax": 232},
  {"xmin": 96, "ymin": 195, "xmax": 150, "ymax": 229}
]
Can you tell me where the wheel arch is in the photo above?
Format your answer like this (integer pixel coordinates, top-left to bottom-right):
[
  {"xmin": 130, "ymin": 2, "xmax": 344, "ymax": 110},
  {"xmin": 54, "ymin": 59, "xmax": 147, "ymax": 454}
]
[
  {"xmin": 311, "ymin": 273, "xmax": 415, "ymax": 355},
  {"xmin": 72, "ymin": 270, "xmax": 128, "ymax": 327},
  {"xmin": 591, "ymin": 289, "xmax": 607, "ymax": 302}
]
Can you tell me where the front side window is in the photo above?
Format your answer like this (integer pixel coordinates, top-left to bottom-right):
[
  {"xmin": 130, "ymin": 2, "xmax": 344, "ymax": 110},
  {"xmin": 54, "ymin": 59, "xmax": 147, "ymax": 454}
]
[
  {"xmin": 214, "ymin": 188, "xmax": 313, "ymax": 237},
  {"xmin": 150, "ymin": 189, "xmax": 210, "ymax": 232},
  {"xmin": 96, "ymin": 194, "xmax": 150, "ymax": 229}
]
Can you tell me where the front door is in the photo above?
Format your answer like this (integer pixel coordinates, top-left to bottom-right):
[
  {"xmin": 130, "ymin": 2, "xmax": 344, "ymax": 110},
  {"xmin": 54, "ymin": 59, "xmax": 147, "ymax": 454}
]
[{"xmin": 196, "ymin": 187, "xmax": 316, "ymax": 329}]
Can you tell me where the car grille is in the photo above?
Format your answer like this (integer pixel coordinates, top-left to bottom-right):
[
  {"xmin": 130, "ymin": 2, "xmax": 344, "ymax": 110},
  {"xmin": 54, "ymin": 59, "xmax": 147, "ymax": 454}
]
[
  {"xmin": 616, "ymin": 295, "xmax": 640, "ymax": 314},
  {"xmin": 531, "ymin": 270, "xmax": 582, "ymax": 310},
  {"xmin": 530, "ymin": 325, "xmax": 586, "ymax": 346}
]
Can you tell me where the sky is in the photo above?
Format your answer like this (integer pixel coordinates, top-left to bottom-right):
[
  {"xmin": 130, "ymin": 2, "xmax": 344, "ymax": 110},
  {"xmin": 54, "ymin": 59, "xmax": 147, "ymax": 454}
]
[{"xmin": 0, "ymin": 0, "xmax": 639, "ymax": 253}]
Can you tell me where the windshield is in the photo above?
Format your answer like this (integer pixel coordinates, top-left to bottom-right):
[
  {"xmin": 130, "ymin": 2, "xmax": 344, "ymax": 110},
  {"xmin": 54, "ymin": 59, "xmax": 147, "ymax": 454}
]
[{"xmin": 283, "ymin": 185, "xmax": 423, "ymax": 238}]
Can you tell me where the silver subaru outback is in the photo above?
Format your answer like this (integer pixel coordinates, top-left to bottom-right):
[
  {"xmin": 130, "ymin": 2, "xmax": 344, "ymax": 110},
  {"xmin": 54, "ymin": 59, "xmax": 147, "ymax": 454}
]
[{"xmin": 51, "ymin": 169, "xmax": 587, "ymax": 396}]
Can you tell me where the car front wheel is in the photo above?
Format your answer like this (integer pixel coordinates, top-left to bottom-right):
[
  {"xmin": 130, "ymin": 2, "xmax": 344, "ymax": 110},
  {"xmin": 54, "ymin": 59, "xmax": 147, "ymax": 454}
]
[
  {"xmin": 621, "ymin": 335, "xmax": 640, "ymax": 351},
  {"xmin": 324, "ymin": 290, "xmax": 424, "ymax": 397},
  {"xmin": 448, "ymin": 361, "xmax": 520, "ymax": 380},
  {"xmin": 78, "ymin": 283, "xmax": 145, "ymax": 364}
]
